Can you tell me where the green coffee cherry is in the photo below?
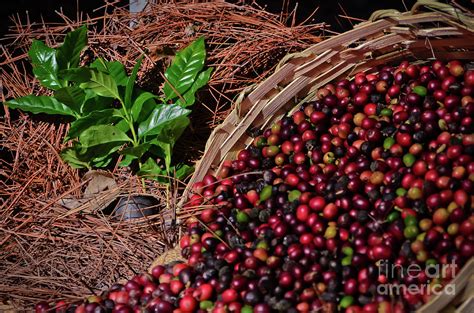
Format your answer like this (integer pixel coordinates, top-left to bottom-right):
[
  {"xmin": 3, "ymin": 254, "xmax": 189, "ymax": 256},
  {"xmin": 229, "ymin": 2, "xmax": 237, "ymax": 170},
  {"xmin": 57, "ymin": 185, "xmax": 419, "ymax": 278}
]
[
  {"xmin": 324, "ymin": 226, "xmax": 337, "ymax": 239},
  {"xmin": 241, "ymin": 305, "xmax": 253, "ymax": 313},
  {"xmin": 413, "ymin": 85, "xmax": 427, "ymax": 97},
  {"xmin": 259, "ymin": 185, "xmax": 272, "ymax": 202},
  {"xmin": 404, "ymin": 215, "xmax": 418, "ymax": 227},
  {"xmin": 340, "ymin": 296, "xmax": 354, "ymax": 309},
  {"xmin": 342, "ymin": 246, "xmax": 354, "ymax": 256},
  {"xmin": 387, "ymin": 211, "xmax": 400, "ymax": 223},
  {"xmin": 404, "ymin": 225, "xmax": 419, "ymax": 239},
  {"xmin": 341, "ymin": 255, "xmax": 352, "ymax": 266},
  {"xmin": 380, "ymin": 108, "xmax": 393, "ymax": 117},
  {"xmin": 396, "ymin": 188, "xmax": 407, "ymax": 197},
  {"xmin": 200, "ymin": 301, "xmax": 214, "ymax": 310},
  {"xmin": 288, "ymin": 190, "xmax": 301, "ymax": 202},
  {"xmin": 383, "ymin": 137, "xmax": 395, "ymax": 150},
  {"xmin": 403, "ymin": 153, "xmax": 415, "ymax": 167},
  {"xmin": 236, "ymin": 211, "xmax": 249, "ymax": 224}
]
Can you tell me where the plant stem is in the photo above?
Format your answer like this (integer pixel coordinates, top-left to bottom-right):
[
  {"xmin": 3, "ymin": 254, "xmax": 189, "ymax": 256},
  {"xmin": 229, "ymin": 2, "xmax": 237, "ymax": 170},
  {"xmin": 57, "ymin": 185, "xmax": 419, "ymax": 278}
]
[
  {"xmin": 118, "ymin": 98, "xmax": 139, "ymax": 146},
  {"xmin": 129, "ymin": 124, "xmax": 139, "ymax": 147},
  {"xmin": 137, "ymin": 159, "xmax": 146, "ymax": 191},
  {"xmin": 118, "ymin": 97, "xmax": 145, "ymax": 189}
]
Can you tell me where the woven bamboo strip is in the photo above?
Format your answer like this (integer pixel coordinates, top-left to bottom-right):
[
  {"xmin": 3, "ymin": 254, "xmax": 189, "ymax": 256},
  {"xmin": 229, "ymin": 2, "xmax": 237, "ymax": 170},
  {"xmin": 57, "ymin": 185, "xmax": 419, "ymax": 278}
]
[{"xmin": 417, "ymin": 259, "xmax": 474, "ymax": 313}]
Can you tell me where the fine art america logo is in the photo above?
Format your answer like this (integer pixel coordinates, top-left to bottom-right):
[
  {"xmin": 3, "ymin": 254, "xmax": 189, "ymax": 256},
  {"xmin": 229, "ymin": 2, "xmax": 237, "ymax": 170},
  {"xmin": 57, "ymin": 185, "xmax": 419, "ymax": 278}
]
[{"xmin": 377, "ymin": 260, "xmax": 457, "ymax": 296}]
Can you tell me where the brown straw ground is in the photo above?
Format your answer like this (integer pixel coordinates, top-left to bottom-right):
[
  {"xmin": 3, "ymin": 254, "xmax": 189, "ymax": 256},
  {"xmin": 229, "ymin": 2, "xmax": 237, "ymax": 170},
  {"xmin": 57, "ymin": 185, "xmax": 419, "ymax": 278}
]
[
  {"xmin": 0, "ymin": 117, "xmax": 177, "ymax": 308},
  {"xmin": 0, "ymin": 0, "xmax": 325, "ymax": 309}
]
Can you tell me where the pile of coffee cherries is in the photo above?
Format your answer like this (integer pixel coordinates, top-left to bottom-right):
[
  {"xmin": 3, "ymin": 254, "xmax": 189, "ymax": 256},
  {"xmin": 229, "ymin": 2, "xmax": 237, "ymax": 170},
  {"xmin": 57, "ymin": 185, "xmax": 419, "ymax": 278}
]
[{"xmin": 37, "ymin": 60, "xmax": 473, "ymax": 313}]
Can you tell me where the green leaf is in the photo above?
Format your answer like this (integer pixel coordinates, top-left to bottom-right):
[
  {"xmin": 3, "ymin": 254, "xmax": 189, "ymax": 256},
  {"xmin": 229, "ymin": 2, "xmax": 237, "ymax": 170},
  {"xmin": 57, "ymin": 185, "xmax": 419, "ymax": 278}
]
[
  {"xmin": 106, "ymin": 61, "xmax": 128, "ymax": 86},
  {"xmin": 76, "ymin": 125, "xmax": 132, "ymax": 163},
  {"xmin": 80, "ymin": 69, "xmax": 120, "ymax": 99},
  {"xmin": 90, "ymin": 58, "xmax": 107, "ymax": 71},
  {"xmin": 90, "ymin": 59, "xmax": 128, "ymax": 86},
  {"xmin": 125, "ymin": 56, "xmax": 143, "ymax": 108},
  {"xmin": 163, "ymin": 37, "xmax": 206, "ymax": 100},
  {"xmin": 119, "ymin": 142, "xmax": 151, "ymax": 158},
  {"xmin": 66, "ymin": 109, "xmax": 122, "ymax": 141},
  {"xmin": 61, "ymin": 146, "xmax": 91, "ymax": 169},
  {"xmin": 90, "ymin": 155, "xmax": 114, "ymax": 168},
  {"xmin": 136, "ymin": 158, "xmax": 193, "ymax": 182},
  {"xmin": 28, "ymin": 40, "xmax": 62, "ymax": 89},
  {"xmin": 137, "ymin": 158, "xmax": 167, "ymax": 180},
  {"xmin": 62, "ymin": 142, "xmax": 115, "ymax": 169},
  {"xmin": 119, "ymin": 154, "xmax": 138, "ymax": 167},
  {"xmin": 135, "ymin": 94, "xmax": 158, "ymax": 124},
  {"xmin": 6, "ymin": 95, "xmax": 76, "ymax": 117},
  {"xmin": 138, "ymin": 104, "xmax": 191, "ymax": 139},
  {"xmin": 54, "ymin": 86, "xmax": 85, "ymax": 113},
  {"xmin": 131, "ymin": 91, "xmax": 158, "ymax": 121},
  {"xmin": 176, "ymin": 67, "xmax": 212, "ymax": 107},
  {"xmin": 115, "ymin": 119, "xmax": 131, "ymax": 133},
  {"xmin": 81, "ymin": 90, "xmax": 114, "ymax": 114},
  {"xmin": 175, "ymin": 164, "xmax": 194, "ymax": 180},
  {"xmin": 56, "ymin": 25, "xmax": 88, "ymax": 70},
  {"xmin": 154, "ymin": 116, "xmax": 190, "ymax": 145},
  {"xmin": 80, "ymin": 143, "xmax": 122, "ymax": 163},
  {"xmin": 58, "ymin": 68, "xmax": 91, "ymax": 83},
  {"xmin": 154, "ymin": 141, "xmax": 173, "ymax": 172},
  {"xmin": 147, "ymin": 141, "xmax": 166, "ymax": 158},
  {"xmin": 79, "ymin": 125, "xmax": 131, "ymax": 148}
]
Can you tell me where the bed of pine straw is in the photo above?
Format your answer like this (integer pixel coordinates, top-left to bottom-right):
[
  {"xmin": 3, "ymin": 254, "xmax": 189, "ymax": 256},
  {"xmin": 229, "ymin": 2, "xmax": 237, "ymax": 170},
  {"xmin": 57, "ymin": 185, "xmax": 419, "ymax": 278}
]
[{"xmin": 0, "ymin": 0, "xmax": 325, "ymax": 309}]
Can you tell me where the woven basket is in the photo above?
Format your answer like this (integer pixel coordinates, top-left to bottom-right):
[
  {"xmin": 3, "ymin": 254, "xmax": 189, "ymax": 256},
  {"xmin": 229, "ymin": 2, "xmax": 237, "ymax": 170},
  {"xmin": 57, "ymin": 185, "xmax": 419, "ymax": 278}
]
[
  {"xmin": 157, "ymin": 1, "xmax": 474, "ymax": 311},
  {"xmin": 183, "ymin": 1, "xmax": 474, "ymax": 192}
]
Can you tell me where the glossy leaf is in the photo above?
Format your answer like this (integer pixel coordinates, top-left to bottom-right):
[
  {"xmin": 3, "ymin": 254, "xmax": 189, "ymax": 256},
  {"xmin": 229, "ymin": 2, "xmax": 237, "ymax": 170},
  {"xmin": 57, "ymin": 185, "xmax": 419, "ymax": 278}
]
[
  {"xmin": 156, "ymin": 116, "xmax": 190, "ymax": 146},
  {"xmin": 28, "ymin": 40, "xmax": 62, "ymax": 89},
  {"xmin": 175, "ymin": 164, "xmax": 194, "ymax": 180},
  {"xmin": 136, "ymin": 158, "xmax": 167, "ymax": 181},
  {"xmin": 115, "ymin": 119, "xmax": 131, "ymax": 133},
  {"xmin": 90, "ymin": 154, "xmax": 114, "ymax": 168},
  {"xmin": 77, "ymin": 125, "xmax": 131, "ymax": 163},
  {"xmin": 54, "ymin": 86, "xmax": 85, "ymax": 113},
  {"xmin": 66, "ymin": 109, "xmax": 122, "ymax": 141},
  {"xmin": 56, "ymin": 25, "xmax": 88, "ymax": 70},
  {"xmin": 80, "ymin": 69, "xmax": 120, "ymax": 99},
  {"xmin": 61, "ymin": 146, "xmax": 91, "ymax": 169},
  {"xmin": 138, "ymin": 104, "xmax": 191, "ymax": 139},
  {"xmin": 163, "ymin": 37, "xmax": 206, "ymax": 100},
  {"xmin": 134, "ymin": 94, "xmax": 158, "ymax": 124},
  {"xmin": 119, "ymin": 154, "xmax": 138, "ymax": 167},
  {"xmin": 79, "ymin": 143, "xmax": 122, "ymax": 163},
  {"xmin": 131, "ymin": 91, "xmax": 157, "ymax": 121},
  {"xmin": 81, "ymin": 88, "xmax": 114, "ymax": 113},
  {"xmin": 6, "ymin": 95, "xmax": 76, "ymax": 117},
  {"xmin": 79, "ymin": 125, "xmax": 131, "ymax": 148},
  {"xmin": 90, "ymin": 59, "xmax": 128, "ymax": 86},
  {"xmin": 58, "ymin": 68, "xmax": 91, "ymax": 83},
  {"xmin": 62, "ymin": 143, "xmax": 114, "ymax": 169},
  {"xmin": 89, "ymin": 58, "xmax": 107, "ymax": 71},
  {"xmin": 176, "ymin": 67, "xmax": 212, "ymax": 107},
  {"xmin": 125, "ymin": 56, "xmax": 143, "ymax": 108},
  {"xmin": 119, "ymin": 142, "xmax": 151, "ymax": 158},
  {"xmin": 106, "ymin": 61, "xmax": 128, "ymax": 86},
  {"xmin": 136, "ymin": 158, "xmax": 193, "ymax": 182},
  {"xmin": 147, "ymin": 142, "xmax": 165, "ymax": 158},
  {"xmin": 81, "ymin": 94, "xmax": 114, "ymax": 114},
  {"xmin": 154, "ymin": 141, "xmax": 172, "ymax": 172}
]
